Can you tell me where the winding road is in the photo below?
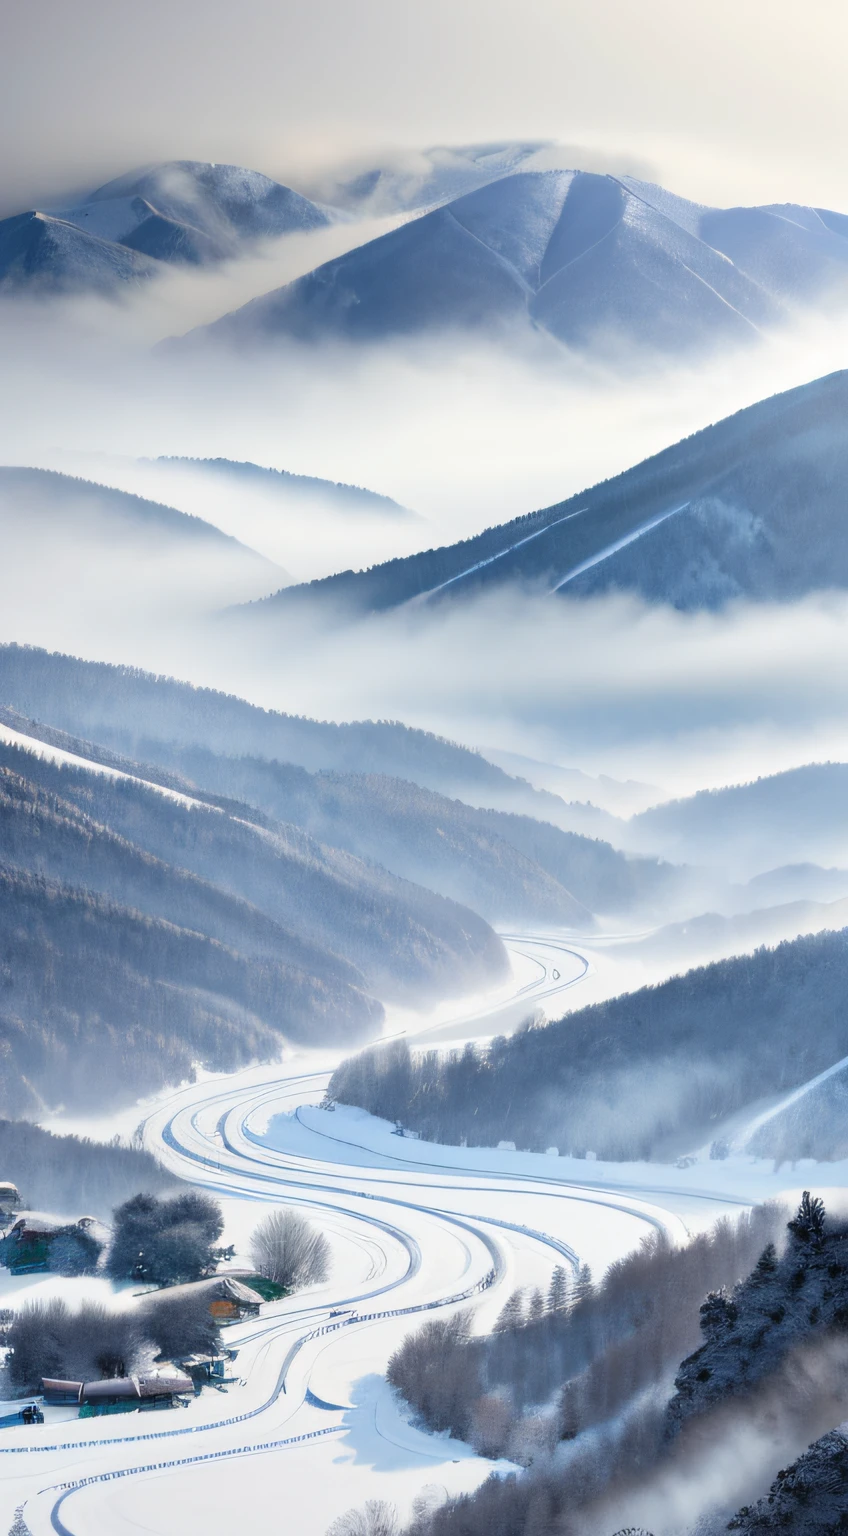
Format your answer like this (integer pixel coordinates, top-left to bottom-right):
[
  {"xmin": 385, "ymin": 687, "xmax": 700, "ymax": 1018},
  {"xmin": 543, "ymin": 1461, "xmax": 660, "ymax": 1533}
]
[{"xmin": 1, "ymin": 935, "xmax": 747, "ymax": 1536}]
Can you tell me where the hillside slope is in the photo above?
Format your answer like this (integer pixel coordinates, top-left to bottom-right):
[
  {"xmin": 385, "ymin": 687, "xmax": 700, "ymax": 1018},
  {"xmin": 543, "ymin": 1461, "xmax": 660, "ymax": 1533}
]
[
  {"xmin": 0, "ymin": 644, "xmax": 578, "ymax": 824},
  {"xmin": 151, "ymin": 456, "xmax": 410, "ymax": 515},
  {"xmin": 248, "ymin": 369, "xmax": 848, "ymax": 615},
  {"xmin": 0, "ymin": 865, "xmax": 369, "ymax": 1117},
  {"xmin": 0, "ymin": 468, "xmax": 286, "ymax": 620},
  {"xmin": 626, "ymin": 762, "xmax": 848, "ymax": 876},
  {"xmin": 0, "ymin": 695, "xmax": 679, "ymax": 929},
  {"xmin": 330, "ymin": 927, "xmax": 848, "ymax": 1159},
  {"xmin": 0, "ymin": 211, "xmax": 158, "ymax": 292},
  {"xmin": 0, "ymin": 735, "xmax": 504, "ymax": 1006},
  {"xmin": 2, "ymin": 160, "xmax": 331, "ymax": 292},
  {"xmin": 189, "ymin": 171, "xmax": 848, "ymax": 353}
]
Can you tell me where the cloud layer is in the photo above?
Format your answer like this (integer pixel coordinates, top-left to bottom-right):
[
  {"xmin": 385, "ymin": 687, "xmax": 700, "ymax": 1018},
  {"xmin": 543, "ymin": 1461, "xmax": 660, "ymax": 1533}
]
[{"xmin": 5, "ymin": 0, "xmax": 848, "ymax": 214}]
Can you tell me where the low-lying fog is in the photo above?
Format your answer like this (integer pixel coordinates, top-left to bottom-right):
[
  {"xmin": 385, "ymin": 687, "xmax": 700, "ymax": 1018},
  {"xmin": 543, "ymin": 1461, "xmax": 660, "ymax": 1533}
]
[{"xmin": 6, "ymin": 233, "xmax": 848, "ymax": 803}]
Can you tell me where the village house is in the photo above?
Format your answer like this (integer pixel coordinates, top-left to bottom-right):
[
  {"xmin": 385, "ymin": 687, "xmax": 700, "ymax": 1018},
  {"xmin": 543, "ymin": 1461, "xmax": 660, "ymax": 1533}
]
[
  {"xmin": 0, "ymin": 1214, "xmax": 104, "ymax": 1274},
  {"xmin": 152, "ymin": 1275, "xmax": 264, "ymax": 1322},
  {"xmin": 42, "ymin": 1371, "xmax": 193, "ymax": 1416}
]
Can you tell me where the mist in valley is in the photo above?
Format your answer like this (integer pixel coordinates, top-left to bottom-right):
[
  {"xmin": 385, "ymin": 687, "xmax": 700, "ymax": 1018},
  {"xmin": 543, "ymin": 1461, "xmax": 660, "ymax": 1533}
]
[{"xmin": 5, "ymin": 11, "xmax": 848, "ymax": 1532}]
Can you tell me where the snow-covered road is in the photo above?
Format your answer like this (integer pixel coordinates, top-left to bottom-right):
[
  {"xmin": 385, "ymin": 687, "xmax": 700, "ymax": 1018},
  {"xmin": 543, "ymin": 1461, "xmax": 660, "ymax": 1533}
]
[{"xmin": 2, "ymin": 935, "xmax": 750, "ymax": 1536}]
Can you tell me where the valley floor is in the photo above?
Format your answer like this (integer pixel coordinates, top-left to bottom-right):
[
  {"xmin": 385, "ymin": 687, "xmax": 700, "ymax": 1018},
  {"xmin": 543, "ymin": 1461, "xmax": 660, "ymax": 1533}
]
[{"xmin": 1, "ymin": 933, "xmax": 838, "ymax": 1536}]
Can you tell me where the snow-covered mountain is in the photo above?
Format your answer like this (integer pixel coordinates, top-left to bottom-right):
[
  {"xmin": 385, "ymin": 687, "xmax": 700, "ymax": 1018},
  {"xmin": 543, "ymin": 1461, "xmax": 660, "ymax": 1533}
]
[
  {"xmin": 314, "ymin": 140, "xmax": 548, "ymax": 216},
  {"xmin": 54, "ymin": 160, "xmax": 331, "ymax": 260},
  {"xmin": 186, "ymin": 170, "xmax": 848, "ymax": 352},
  {"xmin": 253, "ymin": 369, "xmax": 848, "ymax": 615},
  {"xmin": 0, "ymin": 160, "xmax": 331, "ymax": 294},
  {"xmin": 0, "ymin": 210, "xmax": 157, "ymax": 293}
]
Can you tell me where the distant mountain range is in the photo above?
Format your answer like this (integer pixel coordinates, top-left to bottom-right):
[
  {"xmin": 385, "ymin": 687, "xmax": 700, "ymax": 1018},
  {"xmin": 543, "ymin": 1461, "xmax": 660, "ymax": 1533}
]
[
  {"xmin": 249, "ymin": 369, "xmax": 848, "ymax": 614},
  {"xmin": 0, "ymin": 712, "xmax": 507, "ymax": 1113},
  {"xmin": 623, "ymin": 760, "xmax": 848, "ymax": 877},
  {"xmin": 187, "ymin": 170, "xmax": 848, "ymax": 353},
  {"xmin": 0, "ymin": 652, "xmax": 686, "ymax": 929},
  {"xmin": 0, "ymin": 160, "xmax": 330, "ymax": 293}
]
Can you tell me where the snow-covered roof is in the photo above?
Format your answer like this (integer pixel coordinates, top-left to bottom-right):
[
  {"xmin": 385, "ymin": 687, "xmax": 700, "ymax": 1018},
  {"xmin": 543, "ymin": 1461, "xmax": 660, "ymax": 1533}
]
[{"xmin": 147, "ymin": 1275, "xmax": 263, "ymax": 1307}]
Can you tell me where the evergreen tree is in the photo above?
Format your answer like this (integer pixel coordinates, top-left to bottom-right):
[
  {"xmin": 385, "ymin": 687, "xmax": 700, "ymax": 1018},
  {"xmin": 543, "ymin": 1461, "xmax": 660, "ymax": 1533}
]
[
  {"xmin": 751, "ymin": 1242, "xmax": 778, "ymax": 1283},
  {"xmin": 699, "ymin": 1288, "xmax": 738, "ymax": 1336},
  {"xmin": 572, "ymin": 1262, "xmax": 593, "ymax": 1305},
  {"xmin": 494, "ymin": 1287, "xmax": 525, "ymax": 1331},
  {"xmin": 787, "ymin": 1190, "xmax": 826, "ymax": 1246},
  {"xmin": 527, "ymin": 1287, "xmax": 545, "ymax": 1322},
  {"xmin": 547, "ymin": 1265, "xmax": 569, "ymax": 1313}
]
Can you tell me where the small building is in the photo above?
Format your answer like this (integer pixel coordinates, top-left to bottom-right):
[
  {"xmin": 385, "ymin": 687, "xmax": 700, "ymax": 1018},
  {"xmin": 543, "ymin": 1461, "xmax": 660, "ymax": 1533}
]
[
  {"xmin": 0, "ymin": 1219, "xmax": 57, "ymax": 1274},
  {"xmin": 42, "ymin": 1380, "xmax": 84, "ymax": 1406},
  {"xmin": 152, "ymin": 1276, "xmax": 264, "ymax": 1323},
  {"xmin": 44, "ymin": 1373, "xmax": 193, "ymax": 1416},
  {"xmin": 0, "ymin": 1215, "xmax": 104, "ymax": 1275},
  {"xmin": 176, "ymin": 1351, "xmax": 235, "ymax": 1389},
  {"xmin": 0, "ymin": 1184, "xmax": 21, "ymax": 1212}
]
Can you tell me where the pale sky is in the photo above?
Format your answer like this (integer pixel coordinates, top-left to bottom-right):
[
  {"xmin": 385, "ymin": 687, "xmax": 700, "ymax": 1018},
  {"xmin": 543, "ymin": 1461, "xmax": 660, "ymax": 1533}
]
[{"xmin": 3, "ymin": 0, "xmax": 848, "ymax": 213}]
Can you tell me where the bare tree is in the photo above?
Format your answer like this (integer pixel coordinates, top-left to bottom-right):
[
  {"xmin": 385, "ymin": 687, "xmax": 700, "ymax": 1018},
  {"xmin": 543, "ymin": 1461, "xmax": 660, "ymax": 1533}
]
[
  {"xmin": 250, "ymin": 1208, "xmax": 330, "ymax": 1290},
  {"xmin": 6, "ymin": 1299, "xmax": 143, "ymax": 1389},
  {"xmin": 469, "ymin": 1392, "xmax": 513, "ymax": 1457},
  {"xmin": 326, "ymin": 1500, "xmax": 399, "ymax": 1536}
]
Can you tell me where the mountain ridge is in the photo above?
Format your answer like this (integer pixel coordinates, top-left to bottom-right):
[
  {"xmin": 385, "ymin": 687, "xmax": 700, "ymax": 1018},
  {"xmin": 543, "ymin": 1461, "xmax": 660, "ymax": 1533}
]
[
  {"xmin": 239, "ymin": 368, "xmax": 848, "ymax": 615},
  {"xmin": 0, "ymin": 159, "xmax": 331, "ymax": 294},
  {"xmin": 181, "ymin": 170, "xmax": 848, "ymax": 354}
]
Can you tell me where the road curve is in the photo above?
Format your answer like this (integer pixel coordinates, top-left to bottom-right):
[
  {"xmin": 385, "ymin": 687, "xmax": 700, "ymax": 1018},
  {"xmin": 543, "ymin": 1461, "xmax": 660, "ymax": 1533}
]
[{"xmin": 6, "ymin": 935, "xmax": 742, "ymax": 1536}]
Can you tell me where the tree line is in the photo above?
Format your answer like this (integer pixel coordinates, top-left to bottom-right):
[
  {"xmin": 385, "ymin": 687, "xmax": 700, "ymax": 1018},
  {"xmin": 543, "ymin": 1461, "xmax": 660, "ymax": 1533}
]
[
  {"xmin": 385, "ymin": 1203, "xmax": 783, "ymax": 1462},
  {"xmin": 0, "ymin": 1118, "xmax": 174, "ymax": 1217},
  {"xmin": 346, "ymin": 1196, "xmax": 848, "ymax": 1536},
  {"xmin": 330, "ymin": 926, "xmax": 848, "ymax": 1161}
]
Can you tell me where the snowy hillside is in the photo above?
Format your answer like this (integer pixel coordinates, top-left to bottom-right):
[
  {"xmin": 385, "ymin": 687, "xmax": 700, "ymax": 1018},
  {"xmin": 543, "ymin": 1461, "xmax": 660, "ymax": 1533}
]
[
  {"xmin": 55, "ymin": 160, "xmax": 331, "ymax": 259},
  {"xmin": 0, "ymin": 160, "xmax": 331, "ymax": 293},
  {"xmin": 0, "ymin": 211, "xmax": 158, "ymax": 293},
  {"xmin": 252, "ymin": 369, "xmax": 848, "ymax": 615},
  {"xmin": 188, "ymin": 169, "xmax": 848, "ymax": 352},
  {"xmin": 625, "ymin": 761, "xmax": 848, "ymax": 876}
]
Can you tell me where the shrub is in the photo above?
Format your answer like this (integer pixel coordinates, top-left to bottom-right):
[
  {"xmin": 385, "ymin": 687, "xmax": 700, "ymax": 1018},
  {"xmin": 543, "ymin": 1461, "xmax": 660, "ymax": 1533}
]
[{"xmin": 249, "ymin": 1209, "xmax": 330, "ymax": 1291}]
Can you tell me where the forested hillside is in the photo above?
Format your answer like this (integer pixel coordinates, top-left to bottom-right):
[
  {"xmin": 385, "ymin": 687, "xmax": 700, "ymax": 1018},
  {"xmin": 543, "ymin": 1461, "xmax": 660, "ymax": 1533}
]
[
  {"xmin": 153, "ymin": 457, "xmax": 409, "ymax": 515},
  {"xmin": 0, "ymin": 864, "xmax": 380, "ymax": 1115},
  {"xmin": 0, "ymin": 1120, "xmax": 175, "ymax": 1215},
  {"xmin": 43, "ymin": 735, "xmax": 661, "ymax": 927},
  {"xmin": 0, "ymin": 743, "xmax": 504, "ymax": 1003},
  {"xmin": 0, "ymin": 734, "xmax": 519, "ymax": 1111},
  {"xmin": 330, "ymin": 927, "xmax": 848, "ymax": 1159},
  {"xmin": 386, "ymin": 1204, "xmax": 781, "ymax": 1460},
  {"xmin": 252, "ymin": 369, "xmax": 848, "ymax": 615},
  {"xmin": 0, "ymin": 664, "xmax": 681, "ymax": 928},
  {"xmin": 625, "ymin": 760, "xmax": 848, "ymax": 875},
  {"xmin": 0, "ymin": 643, "xmax": 562, "ymax": 818},
  {"xmin": 394, "ymin": 1198, "xmax": 848, "ymax": 1536}
]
